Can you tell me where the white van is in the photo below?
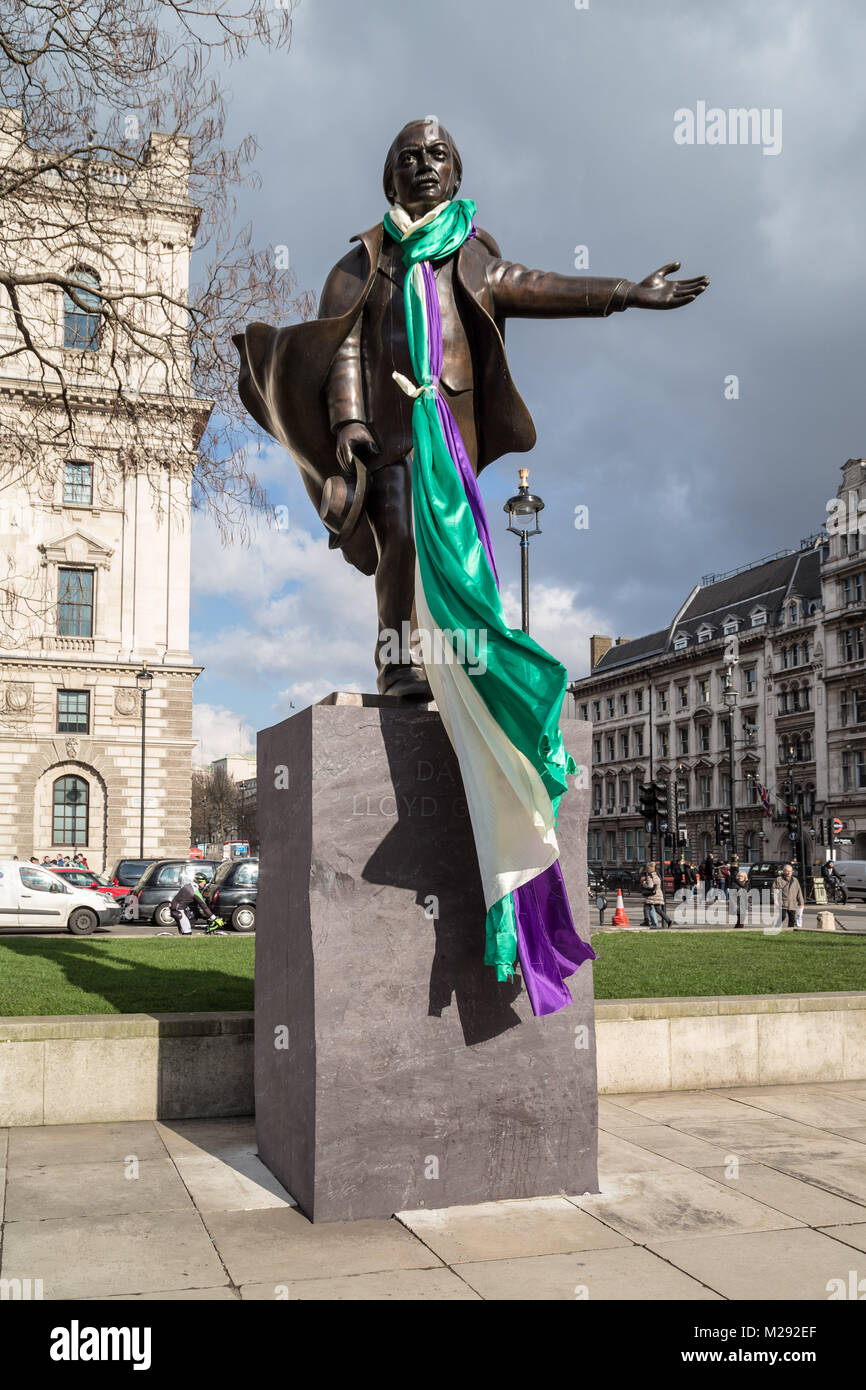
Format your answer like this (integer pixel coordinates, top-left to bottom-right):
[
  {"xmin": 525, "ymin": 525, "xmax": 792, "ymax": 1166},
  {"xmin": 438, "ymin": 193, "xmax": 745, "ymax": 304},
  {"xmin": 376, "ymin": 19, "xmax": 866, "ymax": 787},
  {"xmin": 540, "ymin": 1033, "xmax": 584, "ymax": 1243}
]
[
  {"xmin": 831, "ymin": 861, "xmax": 866, "ymax": 899},
  {"xmin": 0, "ymin": 860, "xmax": 122, "ymax": 934}
]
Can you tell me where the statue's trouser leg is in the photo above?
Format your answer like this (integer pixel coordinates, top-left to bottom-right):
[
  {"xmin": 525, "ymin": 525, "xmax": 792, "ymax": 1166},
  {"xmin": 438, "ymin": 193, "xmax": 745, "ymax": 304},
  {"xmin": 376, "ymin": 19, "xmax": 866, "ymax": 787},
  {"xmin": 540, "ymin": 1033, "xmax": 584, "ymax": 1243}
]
[{"xmin": 364, "ymin": 455, "xmax": 429, "ymax": 696}]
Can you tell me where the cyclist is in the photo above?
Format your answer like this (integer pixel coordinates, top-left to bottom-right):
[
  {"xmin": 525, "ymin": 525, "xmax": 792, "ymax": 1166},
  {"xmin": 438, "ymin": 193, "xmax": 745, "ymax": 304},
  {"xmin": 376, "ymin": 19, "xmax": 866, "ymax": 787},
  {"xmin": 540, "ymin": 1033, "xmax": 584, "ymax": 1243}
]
[
  {"xmin": 820, "ymin": 860, "xmax": 847, "ymax": 904},
  {"xmin": 169, "ymin": 872, "xmax": 224, "ymax": 936}
]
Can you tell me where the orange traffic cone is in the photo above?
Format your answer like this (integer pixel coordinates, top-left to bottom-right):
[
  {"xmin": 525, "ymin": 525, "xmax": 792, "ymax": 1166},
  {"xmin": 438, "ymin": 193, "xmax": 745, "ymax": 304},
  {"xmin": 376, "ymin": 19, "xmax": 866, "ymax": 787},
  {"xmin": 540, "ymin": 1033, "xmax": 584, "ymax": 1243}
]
[{"xmin": 612, "ymin": 888, "xmax": 629, "ymax": 927}]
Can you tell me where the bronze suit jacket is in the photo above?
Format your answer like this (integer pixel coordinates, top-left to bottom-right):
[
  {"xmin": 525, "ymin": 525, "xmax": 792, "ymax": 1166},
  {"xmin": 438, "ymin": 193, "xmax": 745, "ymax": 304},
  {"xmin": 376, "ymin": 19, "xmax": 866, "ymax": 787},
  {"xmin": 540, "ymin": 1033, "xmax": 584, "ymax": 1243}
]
[{"xmin": 234, "ymin": 221, "xmax": 629, "ymax": 576}]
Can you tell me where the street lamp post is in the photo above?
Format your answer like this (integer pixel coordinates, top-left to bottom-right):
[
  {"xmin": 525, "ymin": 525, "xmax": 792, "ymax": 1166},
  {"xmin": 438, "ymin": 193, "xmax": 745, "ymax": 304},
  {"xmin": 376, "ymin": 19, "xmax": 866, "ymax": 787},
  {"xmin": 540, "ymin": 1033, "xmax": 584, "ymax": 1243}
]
[
  {"xmin": 722, "ymin": 663, "xmax": 739, "ymax": 872},
  {"xmin": 136, "ymin": 662, "xmax": 154, "ymax": 858},
  {"xmin": 504, "ymin": 468, "xmax": 544, "ymax": 635}
]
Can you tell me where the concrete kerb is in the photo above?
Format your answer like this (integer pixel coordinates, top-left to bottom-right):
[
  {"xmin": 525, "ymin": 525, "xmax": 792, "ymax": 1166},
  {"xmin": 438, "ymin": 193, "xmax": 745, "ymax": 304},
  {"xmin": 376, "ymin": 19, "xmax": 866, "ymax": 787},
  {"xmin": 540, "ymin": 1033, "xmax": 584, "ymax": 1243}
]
[{"xmin": 1, "ymin": 997, "xmax": 865, "ymax": 1123}]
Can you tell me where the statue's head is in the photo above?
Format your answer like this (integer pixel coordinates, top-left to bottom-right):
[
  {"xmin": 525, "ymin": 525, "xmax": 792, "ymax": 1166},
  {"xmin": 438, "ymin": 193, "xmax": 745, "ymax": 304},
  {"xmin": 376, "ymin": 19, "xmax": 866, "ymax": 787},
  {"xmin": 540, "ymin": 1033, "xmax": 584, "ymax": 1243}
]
[{"xmin": 383, "ymin": 118, "xmax": 462, "ymax": 217}]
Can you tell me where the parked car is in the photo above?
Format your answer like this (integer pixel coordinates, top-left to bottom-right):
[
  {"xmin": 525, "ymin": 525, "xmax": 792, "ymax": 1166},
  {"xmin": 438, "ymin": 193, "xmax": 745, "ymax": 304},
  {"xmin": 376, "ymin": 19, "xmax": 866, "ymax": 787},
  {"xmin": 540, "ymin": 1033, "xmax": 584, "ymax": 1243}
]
[
  {"xmin": 108, "ymin": 857, "xmax": 160, "ymax": 890},
  {"xmin": 49, "ymin": 866, "xmax": 131, "ymax": 901},
  {"xmin": 829, "ymin": 860, "xmax": 866, "ymax": 900},
  {"xmin": 747, "ymin": 861, "xmax": 793, "ymax": 893},
  {"xmin": 602, "ymin": 866, "xmax": 641, "ymax": 895},
  {"xmin": 132, "ymin": 859, "xmax": 220, "ymax": 925},
  {"xmin": 202, "ymin": 857, "xmax": 258, "ymax": 932},
  {"xmin": 0, "ymin": 860, "xmax": 121, "ymax": 934}
]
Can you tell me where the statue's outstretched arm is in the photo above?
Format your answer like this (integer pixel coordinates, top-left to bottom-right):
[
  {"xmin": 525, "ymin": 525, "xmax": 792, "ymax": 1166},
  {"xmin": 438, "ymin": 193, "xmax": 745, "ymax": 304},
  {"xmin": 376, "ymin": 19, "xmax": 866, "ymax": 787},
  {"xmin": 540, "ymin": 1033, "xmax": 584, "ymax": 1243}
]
[{"xmin": 488, "ymin": 258, "xmax": 708, "ymax": 317}]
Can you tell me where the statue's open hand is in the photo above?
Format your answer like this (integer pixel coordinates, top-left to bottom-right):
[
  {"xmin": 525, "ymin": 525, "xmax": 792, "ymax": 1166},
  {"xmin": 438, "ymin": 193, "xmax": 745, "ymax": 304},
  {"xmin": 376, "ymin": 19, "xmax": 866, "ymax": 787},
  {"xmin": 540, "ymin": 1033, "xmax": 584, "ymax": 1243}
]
[
  {"xmin": 628, "ymin": 262, "xmax": 709, "ymax": 310},
  {"xmin": 336, "ymin": 422, "xmax": 379, "ymax": 476}
]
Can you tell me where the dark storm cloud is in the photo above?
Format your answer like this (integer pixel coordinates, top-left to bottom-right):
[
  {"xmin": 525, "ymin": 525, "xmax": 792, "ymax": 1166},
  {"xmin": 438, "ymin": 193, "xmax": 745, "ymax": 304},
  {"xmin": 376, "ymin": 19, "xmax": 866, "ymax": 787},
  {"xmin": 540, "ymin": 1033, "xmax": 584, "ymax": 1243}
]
[{"xmin": 210, "ymin": 0, "xmax": 866, "ymax": 680}]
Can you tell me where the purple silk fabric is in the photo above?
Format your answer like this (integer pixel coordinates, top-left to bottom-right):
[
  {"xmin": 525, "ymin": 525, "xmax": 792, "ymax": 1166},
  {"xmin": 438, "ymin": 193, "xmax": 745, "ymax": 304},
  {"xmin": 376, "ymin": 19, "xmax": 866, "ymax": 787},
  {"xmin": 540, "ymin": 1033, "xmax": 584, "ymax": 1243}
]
[
  {"xmin": 513, "ymin": 865, "xmax": 596, "ymax": 1017},
  {"xmin": 419, "ymin": 255, "xmax": 593, "ymax": 1016}
]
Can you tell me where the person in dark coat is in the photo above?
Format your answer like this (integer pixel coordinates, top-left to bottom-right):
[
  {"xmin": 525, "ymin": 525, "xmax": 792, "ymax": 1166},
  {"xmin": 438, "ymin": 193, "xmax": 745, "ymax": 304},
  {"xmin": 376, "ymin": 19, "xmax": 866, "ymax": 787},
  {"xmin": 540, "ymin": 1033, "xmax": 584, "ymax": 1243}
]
[{"xmin": 233, "ymin": 119, "xmax": 708, "ymax": 696}]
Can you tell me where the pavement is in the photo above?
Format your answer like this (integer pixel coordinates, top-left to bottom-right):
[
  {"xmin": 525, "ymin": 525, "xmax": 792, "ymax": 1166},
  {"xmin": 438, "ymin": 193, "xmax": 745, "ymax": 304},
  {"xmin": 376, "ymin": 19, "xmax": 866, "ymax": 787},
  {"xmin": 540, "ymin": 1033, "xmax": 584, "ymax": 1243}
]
[
  {"xmin": 594, "ymin": 893, "xmax": 866, "ymax": 933},
  {"xmin": 3, "ymin": 1081, "xmax": 866, "ymax": 1300}
]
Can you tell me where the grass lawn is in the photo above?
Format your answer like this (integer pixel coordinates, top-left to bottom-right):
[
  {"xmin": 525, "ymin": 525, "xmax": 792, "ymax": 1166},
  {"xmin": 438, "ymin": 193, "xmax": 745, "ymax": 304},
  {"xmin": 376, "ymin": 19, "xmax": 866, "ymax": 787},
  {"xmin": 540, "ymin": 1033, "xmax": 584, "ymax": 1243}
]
[
  {"xmin": 0, "ymin": 931, "xmax": 863, "ymax": 1017},
  {"xmin": 0, "ymin": 937, "xmax": 255, "ymax": 1017},
  {"xmin": 591, "ymin": 930, "xmax": 866, "ymax": 999}
]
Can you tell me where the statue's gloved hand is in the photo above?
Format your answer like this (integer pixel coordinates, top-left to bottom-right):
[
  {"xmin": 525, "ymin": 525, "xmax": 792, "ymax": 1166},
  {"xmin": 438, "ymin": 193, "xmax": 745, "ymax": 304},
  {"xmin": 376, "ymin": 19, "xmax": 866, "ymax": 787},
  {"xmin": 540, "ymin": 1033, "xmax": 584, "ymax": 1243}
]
[
  {"xmin": 335, "ymin": 422, "xmax": 379, "ymax": 477},
  {"xmin": 627, "ymin": 262, "xmax": 709, "ymax": 309}
]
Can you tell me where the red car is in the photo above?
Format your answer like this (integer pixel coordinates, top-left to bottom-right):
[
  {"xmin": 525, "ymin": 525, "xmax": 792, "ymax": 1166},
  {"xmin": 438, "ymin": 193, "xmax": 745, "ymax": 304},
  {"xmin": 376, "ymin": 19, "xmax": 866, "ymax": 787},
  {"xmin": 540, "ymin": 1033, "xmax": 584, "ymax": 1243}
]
[{"xmin": 47, "ymin": 867, "xmax": 131, "ymax": 901}]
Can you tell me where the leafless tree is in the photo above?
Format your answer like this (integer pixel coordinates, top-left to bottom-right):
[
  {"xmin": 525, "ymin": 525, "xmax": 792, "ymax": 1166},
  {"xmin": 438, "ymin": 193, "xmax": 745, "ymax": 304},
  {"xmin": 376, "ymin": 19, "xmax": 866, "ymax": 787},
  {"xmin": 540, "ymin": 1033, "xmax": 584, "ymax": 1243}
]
[{"xmin": 0, "ymin": 0, "xmax": 312, "ymax": 560}]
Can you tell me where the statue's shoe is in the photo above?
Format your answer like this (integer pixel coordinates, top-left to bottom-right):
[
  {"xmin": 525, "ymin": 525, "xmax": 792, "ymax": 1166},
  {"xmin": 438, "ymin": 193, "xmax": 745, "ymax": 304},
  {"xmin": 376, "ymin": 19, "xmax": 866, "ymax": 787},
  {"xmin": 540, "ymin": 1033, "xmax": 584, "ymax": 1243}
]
[{"xmin": 379, "ymin": 665, "xmax": 433, "ymax": 701}]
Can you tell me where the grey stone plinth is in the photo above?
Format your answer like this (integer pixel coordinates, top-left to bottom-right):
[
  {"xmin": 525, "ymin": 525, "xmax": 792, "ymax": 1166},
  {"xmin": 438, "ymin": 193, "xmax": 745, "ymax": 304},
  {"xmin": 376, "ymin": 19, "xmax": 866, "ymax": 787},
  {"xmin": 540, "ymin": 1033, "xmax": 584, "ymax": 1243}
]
[{"xmin": 255, "ymin": 704, "xmax": 596, "ymax": 1222}]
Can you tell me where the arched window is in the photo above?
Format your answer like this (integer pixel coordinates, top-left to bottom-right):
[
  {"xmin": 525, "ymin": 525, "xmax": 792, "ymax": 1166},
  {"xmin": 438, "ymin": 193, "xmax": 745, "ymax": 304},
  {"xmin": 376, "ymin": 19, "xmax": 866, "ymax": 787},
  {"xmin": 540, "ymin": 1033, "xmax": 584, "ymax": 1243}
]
[
  {"xmin": 743, "ymin": 830, "xmax": 757, "ymax": 860},
  {"xmin": 53, "ymin": 774, "xmax": 89, "ymax": 845},
  {"xmin": 701, "ymin": 832, "xmax": 713, "ymax": 860},
  {"xmin": 64, "ymin": 267, "xmax": 101, "ymax": 350}
]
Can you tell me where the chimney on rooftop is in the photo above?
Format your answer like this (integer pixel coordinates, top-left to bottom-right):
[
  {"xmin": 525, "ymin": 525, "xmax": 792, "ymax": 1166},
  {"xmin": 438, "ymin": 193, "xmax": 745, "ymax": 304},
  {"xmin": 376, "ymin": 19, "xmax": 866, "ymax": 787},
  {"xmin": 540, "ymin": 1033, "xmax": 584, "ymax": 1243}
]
[{"xmin": 590, "ymin": 634, "xmax": 613, "ymax": 668}]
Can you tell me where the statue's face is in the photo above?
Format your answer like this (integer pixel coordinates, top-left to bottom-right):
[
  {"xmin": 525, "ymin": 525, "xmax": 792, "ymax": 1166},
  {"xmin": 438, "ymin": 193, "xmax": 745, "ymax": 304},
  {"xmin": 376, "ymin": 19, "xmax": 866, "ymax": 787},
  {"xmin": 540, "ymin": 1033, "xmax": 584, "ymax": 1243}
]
[{"xmin": 388, "ymin": 121, "xmax": 458, "ymax": 217}]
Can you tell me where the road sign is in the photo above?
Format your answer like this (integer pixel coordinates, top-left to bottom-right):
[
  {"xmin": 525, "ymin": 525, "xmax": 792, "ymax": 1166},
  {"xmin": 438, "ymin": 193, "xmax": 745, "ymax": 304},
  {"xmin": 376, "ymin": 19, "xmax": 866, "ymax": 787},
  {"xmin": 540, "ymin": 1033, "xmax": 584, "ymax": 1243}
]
[{"xmin": 832, "ymin": 818, "xmax": 844, "ymax": 834}]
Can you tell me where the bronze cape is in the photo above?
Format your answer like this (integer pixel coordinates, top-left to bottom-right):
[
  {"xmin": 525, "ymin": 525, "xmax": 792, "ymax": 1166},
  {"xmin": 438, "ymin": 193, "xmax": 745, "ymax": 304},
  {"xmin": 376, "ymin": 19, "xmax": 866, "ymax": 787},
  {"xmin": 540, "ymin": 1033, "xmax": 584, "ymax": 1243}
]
[{"xmin": 233, "ymin": 221, "xmax": 629, "ymax": 574}]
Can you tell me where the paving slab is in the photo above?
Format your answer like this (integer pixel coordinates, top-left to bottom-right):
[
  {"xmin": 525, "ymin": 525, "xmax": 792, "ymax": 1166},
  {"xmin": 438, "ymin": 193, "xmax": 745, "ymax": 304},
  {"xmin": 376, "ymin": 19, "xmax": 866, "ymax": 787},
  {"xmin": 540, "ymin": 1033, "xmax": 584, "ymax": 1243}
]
[
  {"xmin": 203, "ymin": 1207, "xmax": 441, "ymax": 1286},
  {"xmin": 664, "ymin": 1114, "xmax": 866, "ymax": 1165},
  {"xmin": 570, "ymin": 1168, "xmax": 802, "ymax": 1243},
  {"xmin": 597, "ymin": 1100, "xmax": 667, "ymax": 1131},
  {"xmin": 4, "ymin": 1156, "xmax": 193, "ymax": 1222},
  {"xmin": 456, "ymin": 1245, "xmax": 722, "ymax": 1300},
  {"xmin": 597, "ymin": 1131, "xmax": 699, "ymax": 1179},
  {"xmin": 608, "ymin": 1125, "xmax": 735, "ymax": 1169},
  {"xmin": 0, "ymin": 1210, "xmax": 227, "ymax": 1299},
  {"xmin": 602, "ymin": 1091, "xmax": 762, "ymax": 1124},
  {"xmin": 0, "ymin": 1130, "xmax": 8, "ymax": 1165},
  {"xmin": 817, "ymin": 1223, "xmax": 866, "ymax": 1255},
  {"xmin": 172, "ymin": 1151, "xmax": 296, "ymax": 1212},
  {"xmin": 240, "ymin": 1268, "xmax": 480, "ymax": 1300},
  {"xmin": 695, "ymin": 1162, "xmax": 866, "ymax": 1227},
  {"xmin": 770, "ymin": 1155, "xmax": 866, "ymax": 1206},
  {"xmin": 155, "ymin": 1118, "xmax": 258, "ymax": 1160},
  {"xmin": 396, "ymin": 1196, "xmax": 630, "ymax": 1265},
  {"xmin": 101, "ymin": 1288, "xmax": 239, "ymax": 1301},
  {"xmin": 705, "ymin": 1087, "xmax": 866, "ymax": 1132},
  {"xmin": 646, "ymin": 1226, "xmax": 866, "ymax": 1300},
  {"xmin": 7, "ymin": 1121, "xmax": 165, "ymax": 1168}
]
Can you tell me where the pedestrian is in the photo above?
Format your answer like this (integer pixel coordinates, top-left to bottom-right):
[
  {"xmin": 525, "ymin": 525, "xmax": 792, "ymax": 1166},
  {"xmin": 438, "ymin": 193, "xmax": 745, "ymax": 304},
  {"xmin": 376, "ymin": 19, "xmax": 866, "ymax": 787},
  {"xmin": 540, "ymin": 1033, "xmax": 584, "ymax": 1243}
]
[
  {"xmin": 29, "ymin": 856, "xmax": 39, "ymax": 864},
  {"xmin": 642, "ymin": 861, "xmax": 673, "ymax": 929},
  {"xmin": 773, "ymin": 863, "xmax": 804, "ymax": 930},
  {"xmin": 672, "ymin": 857, "xmax": 687, "ymax": 893},
  {"xmin": 732, "ymin": 869, "xmax": 749, "ymax": 927},
  {"xmin": 703, "ymin": 851, "xmax": 716, "ymax": 890},
  {"xmin": 168, "ymin": 873, "xmax": 224, "ymax": 936},
  {"xmin": 719, "ymin": 861, "xmax": 731, "ymax": 902}
]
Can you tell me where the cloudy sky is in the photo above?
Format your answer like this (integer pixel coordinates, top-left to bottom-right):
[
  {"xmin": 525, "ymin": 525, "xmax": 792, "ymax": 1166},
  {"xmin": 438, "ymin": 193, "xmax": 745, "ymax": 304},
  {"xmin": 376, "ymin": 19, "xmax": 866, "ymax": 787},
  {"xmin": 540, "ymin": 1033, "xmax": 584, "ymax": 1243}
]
[{"xmin": 190, "ymin": 0, "xmax": 866, "ymax": 761}]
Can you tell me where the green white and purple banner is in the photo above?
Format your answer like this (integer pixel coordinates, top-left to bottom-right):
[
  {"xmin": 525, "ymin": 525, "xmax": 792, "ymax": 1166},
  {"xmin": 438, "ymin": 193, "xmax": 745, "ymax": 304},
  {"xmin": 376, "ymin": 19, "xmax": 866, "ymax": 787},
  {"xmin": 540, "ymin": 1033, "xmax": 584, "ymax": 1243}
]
[{"xmin": 384, "ymin": 198, "xmax": 595, "ymax": 1016}]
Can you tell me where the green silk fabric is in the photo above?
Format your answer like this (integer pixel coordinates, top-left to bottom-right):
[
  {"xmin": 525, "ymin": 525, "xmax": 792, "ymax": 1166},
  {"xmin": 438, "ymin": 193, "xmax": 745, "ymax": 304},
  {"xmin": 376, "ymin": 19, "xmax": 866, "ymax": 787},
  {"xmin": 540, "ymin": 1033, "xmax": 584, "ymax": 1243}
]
[{"xmin": 384, "ymin": 200, "xmax": 575, "ymax": 979}]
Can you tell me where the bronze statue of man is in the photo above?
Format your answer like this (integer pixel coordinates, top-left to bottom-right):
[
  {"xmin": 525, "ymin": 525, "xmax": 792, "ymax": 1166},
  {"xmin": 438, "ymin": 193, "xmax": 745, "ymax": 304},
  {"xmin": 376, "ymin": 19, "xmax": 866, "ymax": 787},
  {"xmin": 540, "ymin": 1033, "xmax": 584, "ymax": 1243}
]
[{"xmin": 234, "ymin": 119, "xmax": 708, "ymax": 698}]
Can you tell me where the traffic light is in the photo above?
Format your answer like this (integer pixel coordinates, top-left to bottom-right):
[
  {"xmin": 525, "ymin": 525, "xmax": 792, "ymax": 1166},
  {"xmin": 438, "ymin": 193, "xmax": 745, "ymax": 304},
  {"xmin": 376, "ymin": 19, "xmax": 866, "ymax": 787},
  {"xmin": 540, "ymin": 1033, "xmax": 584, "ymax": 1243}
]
[
  {"xmin": 639, "ymin": 782, "xmax": 654, "ymax": 820},
  {"xmin": 786, "ymin": 803, "xmax": 798, "ymax": 839},
  {"xmin": 651, "ymin": 780, "xmax": 667, "ymax": 817},
  {"xmin": 717, "ymin": 809, "xmax": 731, "ymax": 840}
]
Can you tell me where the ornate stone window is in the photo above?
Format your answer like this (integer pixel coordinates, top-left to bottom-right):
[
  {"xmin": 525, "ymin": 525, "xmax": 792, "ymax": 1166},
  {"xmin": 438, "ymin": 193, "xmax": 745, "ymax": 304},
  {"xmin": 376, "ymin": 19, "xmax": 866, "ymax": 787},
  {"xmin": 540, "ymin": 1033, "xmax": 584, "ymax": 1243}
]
[
  {"xmin": 64, "ymin": 266, "xmax": 101, "ymax": 350},
  {"xmin": 63, "ymin": 461, "xmax": 93, "ymax": 506},
  {"xmin": 53, "ymin": 774, "xmax": 89, "ymax": 846},
  {"xmin": 57, "ymin": 689, "xmax": 90, "ymax": 734}
]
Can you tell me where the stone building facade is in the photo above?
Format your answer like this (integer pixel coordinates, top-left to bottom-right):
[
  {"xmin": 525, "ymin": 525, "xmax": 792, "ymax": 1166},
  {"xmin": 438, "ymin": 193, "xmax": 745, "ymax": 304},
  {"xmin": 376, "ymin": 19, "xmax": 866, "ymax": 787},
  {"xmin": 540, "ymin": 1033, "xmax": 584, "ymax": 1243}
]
[
  {"xmin": 0, "ymin": 117, "xmax": 204, "ymax": 869},
  {"xmin": 568, "ymin": 461, "xmax": 866, "ymax": 871}
]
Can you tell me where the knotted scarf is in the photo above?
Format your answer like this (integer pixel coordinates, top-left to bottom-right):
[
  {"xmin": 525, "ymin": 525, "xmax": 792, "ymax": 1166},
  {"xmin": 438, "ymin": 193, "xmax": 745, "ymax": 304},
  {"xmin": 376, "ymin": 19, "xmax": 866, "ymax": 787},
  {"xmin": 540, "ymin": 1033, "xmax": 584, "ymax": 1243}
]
[{"xmin": 382, "ymin": 198, "xmax": 595, "ymax": 1016}]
